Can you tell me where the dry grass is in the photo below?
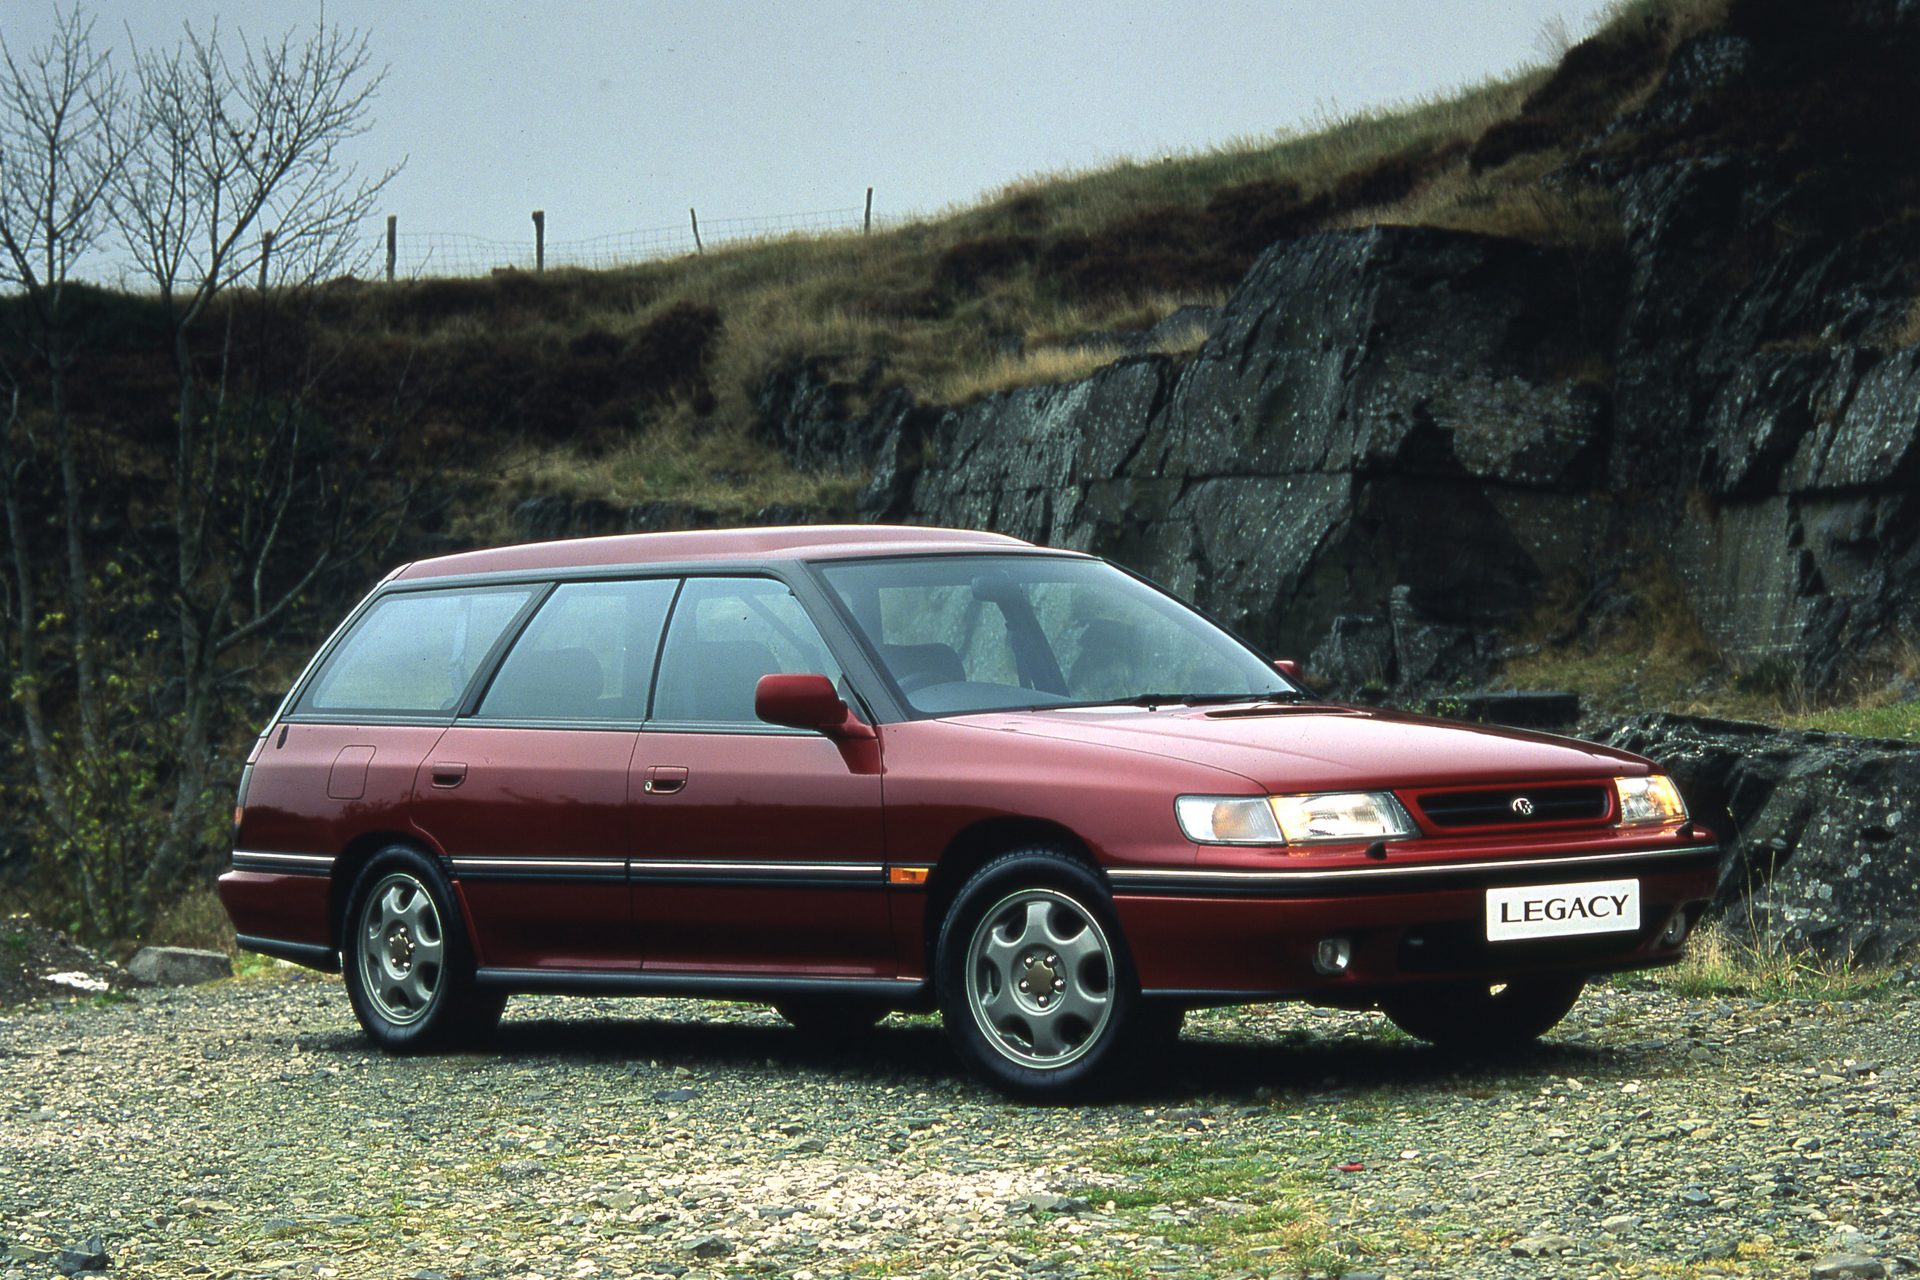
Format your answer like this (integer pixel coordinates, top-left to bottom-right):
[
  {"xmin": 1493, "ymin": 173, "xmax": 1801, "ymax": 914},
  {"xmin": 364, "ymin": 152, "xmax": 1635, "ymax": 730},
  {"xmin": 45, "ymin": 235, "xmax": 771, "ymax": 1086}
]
[
  {"xmin": 323, "ymin": 0, "xmax": 1721, "ymax": 522},
  {"xmin": 1501, "ymin": 564, "xmax": 1920, "ymax": 736},
  {"xmin": 1880, "ymin": 297, "xmax": 1920, "ymax": 348},
  {"xmin": 484, "ymin": 412, "xmax": 865, "ymax": 523},
  {"xmin": 148, "ymin": 884, "xmax": 238, "ymax": 953},
  {"xmin": 938, "ymin": 344, "xmax": 1130, "ymax": 404},
  {"xmin": 1498, "ymin": 558, "xmax": 1728, "ymax": 715},
  {"xmin": 1638, "ymin": 920, "xmax": 1900, "ymax": 1000}
]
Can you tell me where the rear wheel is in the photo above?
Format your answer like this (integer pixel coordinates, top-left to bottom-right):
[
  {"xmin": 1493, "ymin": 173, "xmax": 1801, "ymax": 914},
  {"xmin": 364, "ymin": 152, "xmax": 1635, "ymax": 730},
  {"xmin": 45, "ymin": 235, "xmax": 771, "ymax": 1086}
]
[
  {"xmin": 937, "ymin": 850, "xmax": 1140, "ymax": 1098},
  {"xmin": 1381, "ymin": 976, "xmax": 1585, "ymax": 1050},
  {"xmin": 342, "ymin": 847, "xmax": 502, "ymax": 1051}
]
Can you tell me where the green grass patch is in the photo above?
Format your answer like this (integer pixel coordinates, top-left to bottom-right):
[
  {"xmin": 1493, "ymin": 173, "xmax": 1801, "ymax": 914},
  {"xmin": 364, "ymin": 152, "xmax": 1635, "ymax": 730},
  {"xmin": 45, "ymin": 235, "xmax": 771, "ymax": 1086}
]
[
  {"xmin": 1, "ymin": 931, "xmax": 26, "ymax": 957},
  {"xmin": 229, "ymin": 950, "xmax": 290, "ymax": 981},
  {"xmin": 1786, "ymin": 700, "xmax": 1920, "ymax": 742},
  {"xmin": 1058, "ymin": 1137, "xmax": 1364, "ymax": 1275}
]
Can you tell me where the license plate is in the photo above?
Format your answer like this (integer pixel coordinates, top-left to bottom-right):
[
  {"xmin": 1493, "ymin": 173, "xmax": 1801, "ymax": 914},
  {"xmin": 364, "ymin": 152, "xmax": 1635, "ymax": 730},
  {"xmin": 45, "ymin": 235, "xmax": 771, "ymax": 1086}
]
[{"xmin": 1486, "ymin": 878, "xmax": 1640, "ymax": 942}]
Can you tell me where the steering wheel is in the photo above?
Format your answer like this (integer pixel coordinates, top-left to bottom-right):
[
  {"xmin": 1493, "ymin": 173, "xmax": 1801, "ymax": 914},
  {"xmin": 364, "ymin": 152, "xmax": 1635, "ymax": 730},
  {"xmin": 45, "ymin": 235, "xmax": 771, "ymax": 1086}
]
[{"xmin": 897, "ymin": 670, "xmax": 947, "ymax": 694}]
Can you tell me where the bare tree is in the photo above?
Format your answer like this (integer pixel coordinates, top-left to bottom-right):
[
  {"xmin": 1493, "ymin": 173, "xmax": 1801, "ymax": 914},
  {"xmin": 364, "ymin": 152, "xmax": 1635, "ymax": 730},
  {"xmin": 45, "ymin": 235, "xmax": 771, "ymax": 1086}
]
[
  {"xmin": 107, "ymin": 14, "xmax": 400, "ymax": 911},
  {"xmin": 0, "ymin": 6, "xmax": 129, "ymax": 762}
]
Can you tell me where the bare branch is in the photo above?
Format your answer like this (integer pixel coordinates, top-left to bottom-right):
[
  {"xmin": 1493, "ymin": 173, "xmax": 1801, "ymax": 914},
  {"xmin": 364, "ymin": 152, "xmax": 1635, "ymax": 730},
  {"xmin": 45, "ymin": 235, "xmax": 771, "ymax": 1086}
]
[
  {"xmin": 115, "ymin": 15, "xmax": 396, "ymax": 311},
  {"xmin": 0, "ymin": 6, "xmax": 130, "ymax": 310}
]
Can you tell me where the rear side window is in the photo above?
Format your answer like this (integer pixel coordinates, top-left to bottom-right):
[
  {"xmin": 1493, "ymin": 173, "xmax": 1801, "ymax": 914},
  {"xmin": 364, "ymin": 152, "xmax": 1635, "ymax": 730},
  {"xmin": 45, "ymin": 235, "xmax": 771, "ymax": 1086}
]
[
  {"xmin": 478, "ymin": 578, "xmax": 677, "ymax": 721},
  {"xmin": 652, "ymin": 578, "xmax": 843, "ymax": 724},
  {"xmin": 299, "ymin": 586, "xmax": 534, "ymax": 716}
]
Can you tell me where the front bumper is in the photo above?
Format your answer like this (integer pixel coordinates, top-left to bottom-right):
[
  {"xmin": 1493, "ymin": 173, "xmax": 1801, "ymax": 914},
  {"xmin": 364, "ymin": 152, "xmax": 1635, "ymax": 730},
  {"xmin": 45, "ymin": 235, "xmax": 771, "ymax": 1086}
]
[{"xmin": 1111, "ymin": 842, "xmax": 1719, "ymax": 1000}]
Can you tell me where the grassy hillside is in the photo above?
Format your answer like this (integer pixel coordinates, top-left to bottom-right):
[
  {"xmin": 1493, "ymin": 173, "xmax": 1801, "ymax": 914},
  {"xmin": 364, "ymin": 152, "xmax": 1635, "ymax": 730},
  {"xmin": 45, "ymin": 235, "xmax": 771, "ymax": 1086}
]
[{"xmin": 283, "ymin": 0, "xmax": 1722, "ymax": 542}]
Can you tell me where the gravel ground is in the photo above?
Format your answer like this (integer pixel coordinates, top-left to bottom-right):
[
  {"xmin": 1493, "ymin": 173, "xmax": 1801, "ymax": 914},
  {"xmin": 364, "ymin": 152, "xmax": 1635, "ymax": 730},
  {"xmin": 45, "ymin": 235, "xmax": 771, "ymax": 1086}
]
[{"xmin": 2, "ymin": 971, "xmax": 1917, "ymax": 1280}]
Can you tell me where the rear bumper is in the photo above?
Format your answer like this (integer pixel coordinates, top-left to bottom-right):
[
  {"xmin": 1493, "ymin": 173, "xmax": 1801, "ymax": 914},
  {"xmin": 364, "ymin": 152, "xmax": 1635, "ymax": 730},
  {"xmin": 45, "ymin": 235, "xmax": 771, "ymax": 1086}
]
[
  {"xmin": 218, "ymin": 869, "xmax": 336, "ymax": 970},
  {"xmin": 1113, "ymin": 842, "xmax": 1719, "ymax": 1000}
]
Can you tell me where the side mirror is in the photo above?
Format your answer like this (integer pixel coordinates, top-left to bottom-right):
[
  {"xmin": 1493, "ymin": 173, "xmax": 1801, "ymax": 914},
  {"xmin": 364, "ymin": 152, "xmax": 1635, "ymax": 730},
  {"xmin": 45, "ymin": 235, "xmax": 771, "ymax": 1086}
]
[
  {"xmin": 1273, "ymin": 658, "xmax": 1303, "ymax": 681},
  {"xmin": 755, "ymin": 673, "xmax": 875, "ymax": 740}
]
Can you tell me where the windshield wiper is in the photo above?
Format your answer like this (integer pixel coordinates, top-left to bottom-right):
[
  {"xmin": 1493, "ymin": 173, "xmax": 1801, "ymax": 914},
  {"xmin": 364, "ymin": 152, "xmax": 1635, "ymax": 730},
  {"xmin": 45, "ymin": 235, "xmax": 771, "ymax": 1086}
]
[{"xmin": 1107, "ymin": 691, "xmax": 1310, "ymax": 708}]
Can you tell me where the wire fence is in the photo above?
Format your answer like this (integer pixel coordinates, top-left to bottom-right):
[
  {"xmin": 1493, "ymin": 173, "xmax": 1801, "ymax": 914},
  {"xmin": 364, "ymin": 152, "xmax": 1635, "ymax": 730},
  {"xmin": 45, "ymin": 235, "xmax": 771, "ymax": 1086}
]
[{"xmin": 387, "ymin": 205, "xmax": 898, "ymax": 278}]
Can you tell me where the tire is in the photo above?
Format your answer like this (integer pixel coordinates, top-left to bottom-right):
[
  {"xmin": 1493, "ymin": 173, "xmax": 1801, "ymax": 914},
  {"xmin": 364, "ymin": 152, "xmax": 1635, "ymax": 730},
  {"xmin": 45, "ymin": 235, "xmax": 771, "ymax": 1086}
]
[
  {"xmin": 774, "ymin": 999, "xmax": 888, "ymax": 1041},
  {"xmin": 1381, "ymin": 976, "xmax": 1585, "ymax": 1051},
  {"xmin": 342, "ymin": 846, "xmax": 502, "ymax": 1052},
  {"xmin": 936, "ymin": 849, "xmax": 1140, "ymax": 1099}
]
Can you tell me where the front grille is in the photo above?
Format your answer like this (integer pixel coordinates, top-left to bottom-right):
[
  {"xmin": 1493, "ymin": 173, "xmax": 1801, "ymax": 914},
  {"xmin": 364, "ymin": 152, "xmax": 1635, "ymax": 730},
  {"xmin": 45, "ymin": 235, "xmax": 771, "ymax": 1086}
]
[{"xmin": 1416, "ymin": 784, "xmax": 1610, "ymax": 829}]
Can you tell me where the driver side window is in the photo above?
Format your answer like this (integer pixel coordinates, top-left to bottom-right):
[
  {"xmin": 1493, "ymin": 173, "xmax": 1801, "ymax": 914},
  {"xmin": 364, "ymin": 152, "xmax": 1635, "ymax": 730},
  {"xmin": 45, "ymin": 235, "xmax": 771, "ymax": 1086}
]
[{"xmin": 651, "ymin": 578, "xmax": 843, "ymax": 725}]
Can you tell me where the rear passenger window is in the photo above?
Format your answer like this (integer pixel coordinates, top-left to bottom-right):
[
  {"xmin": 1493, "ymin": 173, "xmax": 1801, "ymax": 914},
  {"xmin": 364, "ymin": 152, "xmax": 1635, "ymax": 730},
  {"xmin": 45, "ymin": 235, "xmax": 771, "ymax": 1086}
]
[
  {"xmin": 300, "ymin": 586, "xmax": 534, "ymax": 716},
  {"xmin": 478, "ymin": 579, "xmax": 676, "ymax": 721},
  {"xmin": 652, "ymin": 578, "xmax": 843, "ymax": 724}
]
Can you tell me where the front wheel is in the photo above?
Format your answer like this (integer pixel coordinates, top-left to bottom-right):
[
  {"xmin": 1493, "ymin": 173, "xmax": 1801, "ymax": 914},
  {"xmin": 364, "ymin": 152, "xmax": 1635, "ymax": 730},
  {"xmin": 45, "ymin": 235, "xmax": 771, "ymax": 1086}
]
[
  {"xmin": 936, "ymin": 850, "xmax": 1141, "ymax": 1098},
  {"xmin": 342, "ymin": 847, "xmax": 502, "ymax": 1052},
  {"xmin": 1380, "ymin": 976, "xmax": 1585, "ymax": 1051}
]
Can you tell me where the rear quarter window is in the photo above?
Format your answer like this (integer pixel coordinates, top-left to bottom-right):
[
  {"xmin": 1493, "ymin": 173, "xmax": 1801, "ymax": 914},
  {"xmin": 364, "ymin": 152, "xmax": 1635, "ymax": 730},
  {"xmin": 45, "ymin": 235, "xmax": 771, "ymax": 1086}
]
[{"xmin": 298, "ymin": 586, "xmax": 535, "ymax": 716}]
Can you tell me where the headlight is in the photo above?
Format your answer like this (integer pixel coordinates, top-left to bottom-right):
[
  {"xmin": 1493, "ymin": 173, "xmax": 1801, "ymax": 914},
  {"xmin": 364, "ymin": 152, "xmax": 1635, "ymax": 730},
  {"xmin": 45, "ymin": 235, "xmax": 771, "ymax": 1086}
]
[
  {"xmin": 1269, "ymin": 791, "xmax": 1415, "ymax": 844},
  {"xmin": 1615, "ymin": 775, "xmax": 1687, "ymax": 826},
  {"xmin": 1175, "ymin": 791, "xmax": 1414, "ymax": 846},
  {"xmin": 1175, "ymin": 796, "xmax": 1282, "ymax": 845}
]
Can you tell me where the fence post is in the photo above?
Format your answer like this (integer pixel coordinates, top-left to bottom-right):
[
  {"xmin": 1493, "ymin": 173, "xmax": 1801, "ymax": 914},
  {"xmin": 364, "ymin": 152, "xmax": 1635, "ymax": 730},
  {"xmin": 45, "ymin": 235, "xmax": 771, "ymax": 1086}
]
[
  {"xmin": 258, "ymin": 230, "xmax": 273, "ymax": 291},
  {"xmin": 689, "ymin": 207, "xmax": 703, "ymax": 254},
  {"xmin": 864, "ymin": 187, "xmax": 873, "ymax": 235},
  {"xmin": 385, "ymin": 215, "xmax": 397, "ymax": 283},
  {"xmin": 532, "ymin": 209, "xmax": 545, "ymax": 272}
]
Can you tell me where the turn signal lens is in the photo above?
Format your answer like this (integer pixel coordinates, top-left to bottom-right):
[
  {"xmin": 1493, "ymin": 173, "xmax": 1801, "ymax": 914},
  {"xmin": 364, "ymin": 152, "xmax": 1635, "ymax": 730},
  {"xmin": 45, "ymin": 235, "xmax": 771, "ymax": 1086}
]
[
  {"xmin": 1175, "ymin": 796, "xmax": 1283, "ymax": 845},
  {"xmin": 1268, "ymin": 791, "xmax": 1415, "ymax": 844},
  {"xmin": 1615, "ymin": 775, "xmax": 1688, "ymax": 826}
]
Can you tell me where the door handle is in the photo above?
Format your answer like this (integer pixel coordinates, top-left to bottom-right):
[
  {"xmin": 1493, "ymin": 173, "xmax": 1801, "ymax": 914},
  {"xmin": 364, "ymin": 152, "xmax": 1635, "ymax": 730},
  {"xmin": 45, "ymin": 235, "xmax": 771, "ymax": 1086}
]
[
  {"xmin": 644, "ymin": 765, "xmax": 688, "ymax": 795},
  {"xmin": 429, "ymin": 762, "xmax": 468, "ymax": 789}
]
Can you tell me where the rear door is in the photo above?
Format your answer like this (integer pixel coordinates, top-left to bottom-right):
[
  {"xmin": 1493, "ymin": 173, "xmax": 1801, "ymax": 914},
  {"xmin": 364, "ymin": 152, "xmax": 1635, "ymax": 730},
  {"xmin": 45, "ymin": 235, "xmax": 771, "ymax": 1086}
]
[
  {"xmin": 249, "ymin": 583, "xmax": 540, "ymax": 881},
  {"xmin": 631, "ymin": 575, "xmax": 891, "ymax": 976},
  {"xmin": 411, "ymin": 577, "xmax": 675, "ymax": 971}
]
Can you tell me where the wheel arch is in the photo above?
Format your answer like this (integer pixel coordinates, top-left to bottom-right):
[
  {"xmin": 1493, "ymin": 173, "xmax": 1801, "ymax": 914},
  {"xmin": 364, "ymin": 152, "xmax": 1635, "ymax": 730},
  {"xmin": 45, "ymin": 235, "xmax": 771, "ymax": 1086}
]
[
  {"xmin": 921, "ymin": 817, "xmax": 1103, "ymax": 979},
  {"xmin": 329, "ymin": 831, "xmax": 449, "ymax": 952}
]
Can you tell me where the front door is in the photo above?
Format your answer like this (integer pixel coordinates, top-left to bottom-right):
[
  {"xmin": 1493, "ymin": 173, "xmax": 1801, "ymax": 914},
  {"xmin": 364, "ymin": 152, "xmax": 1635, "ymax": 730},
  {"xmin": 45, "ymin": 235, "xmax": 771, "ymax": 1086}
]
[{"xmin": 631, "ymin": 576, "xmax": 890, "ymax": 976}]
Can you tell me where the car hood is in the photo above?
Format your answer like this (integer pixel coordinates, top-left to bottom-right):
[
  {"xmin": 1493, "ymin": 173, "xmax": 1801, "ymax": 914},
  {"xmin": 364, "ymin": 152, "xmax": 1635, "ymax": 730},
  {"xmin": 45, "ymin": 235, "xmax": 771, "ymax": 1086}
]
[{"xmin": 948, "ymin": 702, "xmax": 1651, "ymax": 792}]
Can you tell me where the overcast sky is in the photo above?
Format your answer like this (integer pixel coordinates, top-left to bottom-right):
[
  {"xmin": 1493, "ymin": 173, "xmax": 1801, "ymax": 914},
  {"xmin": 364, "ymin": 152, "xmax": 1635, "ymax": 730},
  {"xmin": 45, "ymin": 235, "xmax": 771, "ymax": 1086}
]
[{"xmin": 11, "ymin": 1, "xmax": 1610, "ymax": 268}]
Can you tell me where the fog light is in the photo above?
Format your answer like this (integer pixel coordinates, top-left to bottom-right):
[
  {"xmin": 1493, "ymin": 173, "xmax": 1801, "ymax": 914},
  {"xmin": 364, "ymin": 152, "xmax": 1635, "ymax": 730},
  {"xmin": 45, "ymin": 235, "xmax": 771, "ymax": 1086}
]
[
  {"xmin": 1313, "ymin": 936, "xmax": 1352, "ymax": 976},
  {"xmin": 1660, "ymin": 913, "xmax": 1690, "ymax": 947}
]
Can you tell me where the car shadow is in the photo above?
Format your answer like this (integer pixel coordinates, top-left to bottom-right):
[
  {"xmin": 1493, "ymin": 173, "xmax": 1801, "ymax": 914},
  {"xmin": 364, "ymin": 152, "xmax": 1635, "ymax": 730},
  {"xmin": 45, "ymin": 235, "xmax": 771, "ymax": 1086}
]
[{"xmin": 311, "ymin": 1007, "xmax": 1661, "ymax": 1108}]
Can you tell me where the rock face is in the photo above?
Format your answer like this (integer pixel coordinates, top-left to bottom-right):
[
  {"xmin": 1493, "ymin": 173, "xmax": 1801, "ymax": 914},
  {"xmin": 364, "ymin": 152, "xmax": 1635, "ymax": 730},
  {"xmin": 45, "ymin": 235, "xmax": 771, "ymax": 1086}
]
[
  {"xmin": 747, "ymin": 0, "xmax": 1920, "ymax": 695},
  {"xmin": 126, "ymin": 947, "xmax": 232, "ymax": 988},
  {"xmin": 1602, "ymin": 714, "xmax": 1920, "ymax": 964},
  {"xmin": 878, "ymin": 227, "xmax": 1620, "ymax": 671}
]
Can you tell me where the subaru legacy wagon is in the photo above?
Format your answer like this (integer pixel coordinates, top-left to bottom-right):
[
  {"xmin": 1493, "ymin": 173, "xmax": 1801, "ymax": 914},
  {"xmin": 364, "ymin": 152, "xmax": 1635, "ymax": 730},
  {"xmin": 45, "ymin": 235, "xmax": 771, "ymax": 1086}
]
[{"xmin": 220, "ymin": 526, "xmax": 1718, "ymax": 1096}]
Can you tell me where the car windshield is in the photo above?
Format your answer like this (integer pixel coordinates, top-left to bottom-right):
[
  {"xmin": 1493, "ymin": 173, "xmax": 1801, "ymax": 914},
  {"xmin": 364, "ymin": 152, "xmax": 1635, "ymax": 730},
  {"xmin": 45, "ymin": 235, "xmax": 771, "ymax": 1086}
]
[{"xmin": 815, "ymin": 553, "xmax": 1300, "ymax": 716}]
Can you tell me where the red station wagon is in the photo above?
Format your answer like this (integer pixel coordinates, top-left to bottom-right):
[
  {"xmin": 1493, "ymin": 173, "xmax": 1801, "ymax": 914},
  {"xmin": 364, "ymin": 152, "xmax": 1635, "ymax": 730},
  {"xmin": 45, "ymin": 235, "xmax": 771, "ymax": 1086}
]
[{"xmin": 220, "ymin": 526, "xmax": 1719, "ymax": 1096}]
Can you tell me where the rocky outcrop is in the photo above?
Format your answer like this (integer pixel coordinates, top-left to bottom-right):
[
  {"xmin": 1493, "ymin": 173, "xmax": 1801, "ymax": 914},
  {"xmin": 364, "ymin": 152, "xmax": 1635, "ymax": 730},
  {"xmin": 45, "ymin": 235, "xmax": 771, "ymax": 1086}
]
[
  {"xmin": 746, "ymin": 1, "xmax": 1920, "ymax": 696},
  {"xmin": 884, "ymin": 228, "xmax": 1622, "ymax": 669},
  {"xmin": 861, "ymin": 194, "xmax": 1918, "ymax": 687},
  {"xmin": 1604, "ymin": 714, "xmax": 1920, "ymax": 964}
]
